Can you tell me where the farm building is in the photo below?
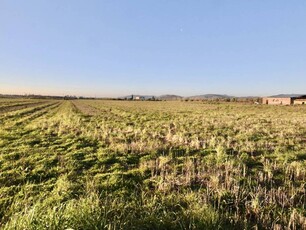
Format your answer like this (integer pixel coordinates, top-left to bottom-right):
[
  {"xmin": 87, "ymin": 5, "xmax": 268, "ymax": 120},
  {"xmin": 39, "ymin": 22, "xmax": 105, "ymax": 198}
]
[
  {"xmin": 293, "ymin": 95, "xmax": 306, "ymax": 105},
  {"xmin": 123, "ymin": 95, "xmax": 144, "ymax": 100},
  {"xmin": 262, "ymin": 95, "xmax": 306, "ymax": 105},
  {"xmin": 130, "ymin": 95, "xmax": 155, "ymax": 100},
  {"xmin": 262, "ymin": 97, "xmax": 293, "ymax": 105}
]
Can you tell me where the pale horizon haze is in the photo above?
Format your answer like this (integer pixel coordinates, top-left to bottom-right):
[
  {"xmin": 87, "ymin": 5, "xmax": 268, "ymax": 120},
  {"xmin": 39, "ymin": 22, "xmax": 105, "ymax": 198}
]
[{"xmin": 1, "ymin": 1, "xmax": 306, "ymax": 97}]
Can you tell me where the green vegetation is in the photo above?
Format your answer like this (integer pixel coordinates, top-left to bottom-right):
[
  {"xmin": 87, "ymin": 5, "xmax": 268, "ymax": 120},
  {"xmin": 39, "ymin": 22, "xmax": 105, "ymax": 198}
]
[{"xmin": 0, "ymin": 99, "xmax": 305, "ymax": 229}]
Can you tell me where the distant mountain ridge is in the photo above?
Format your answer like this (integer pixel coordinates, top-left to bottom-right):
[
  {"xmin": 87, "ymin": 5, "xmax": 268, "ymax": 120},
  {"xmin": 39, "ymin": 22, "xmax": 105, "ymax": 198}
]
[
  {"xmin": 187, "ymin": 94, "xmax": 234, "ymax": 99},
  {"xmin": 118, "ymin": 93, "xmax": 305, "ymax": 101},
  {"xmin": 269, "ymin": 94, "xmax": 305, "ymax": 98},
  {"xmin": 119, "ymin": 94, "xmax": 235, "ymax": 100}
]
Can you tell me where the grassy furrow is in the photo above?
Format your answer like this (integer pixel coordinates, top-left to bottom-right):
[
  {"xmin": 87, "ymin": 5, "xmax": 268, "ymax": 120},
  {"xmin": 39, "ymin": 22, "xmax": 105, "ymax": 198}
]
[{"xmin": 0, "ymin": 101, "xmax": 45, "ymax": 113}]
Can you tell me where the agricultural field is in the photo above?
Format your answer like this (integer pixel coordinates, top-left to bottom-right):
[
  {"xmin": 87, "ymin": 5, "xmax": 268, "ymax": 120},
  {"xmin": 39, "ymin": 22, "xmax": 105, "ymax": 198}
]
[{"xmin": 0, "ymin": 99, "xmax": 305, "ymax": 229}]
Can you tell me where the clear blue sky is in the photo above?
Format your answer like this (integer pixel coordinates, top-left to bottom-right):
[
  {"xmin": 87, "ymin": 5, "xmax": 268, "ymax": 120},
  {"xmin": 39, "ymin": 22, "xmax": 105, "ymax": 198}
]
[{"xmin": 1, "ymin": 1, "xmax": 306, "ymax": 97}]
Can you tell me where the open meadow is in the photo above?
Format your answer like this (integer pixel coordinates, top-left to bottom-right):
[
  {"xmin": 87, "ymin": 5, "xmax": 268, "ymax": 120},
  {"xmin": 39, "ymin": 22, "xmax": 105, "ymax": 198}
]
[{"xmin": 0, "ymin": 99, "xmax": 305, "ymax": 229}]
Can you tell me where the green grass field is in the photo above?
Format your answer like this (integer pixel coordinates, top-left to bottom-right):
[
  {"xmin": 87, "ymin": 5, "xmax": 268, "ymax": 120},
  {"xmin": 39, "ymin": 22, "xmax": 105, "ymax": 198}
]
[{"xmin": 0, "ymin": 99, "xmax": 305, "ymax": 229}]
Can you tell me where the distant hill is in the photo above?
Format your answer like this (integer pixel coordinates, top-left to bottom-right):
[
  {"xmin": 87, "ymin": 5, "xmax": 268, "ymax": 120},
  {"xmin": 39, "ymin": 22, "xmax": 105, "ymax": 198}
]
[
  {"xmin": 158, "ymin": 95, "xmax": 183, "ymax": 100},
  {"xmin": 187, "ymin": 94, "xmax": 234, "ymax": 100},
  {"xmin": 269, "ymin": 94, "xmax": 304, "ymax": 98},
  {"xmin": 119, "ymin": 94, "xmax": 234, "ymax": 101}
]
